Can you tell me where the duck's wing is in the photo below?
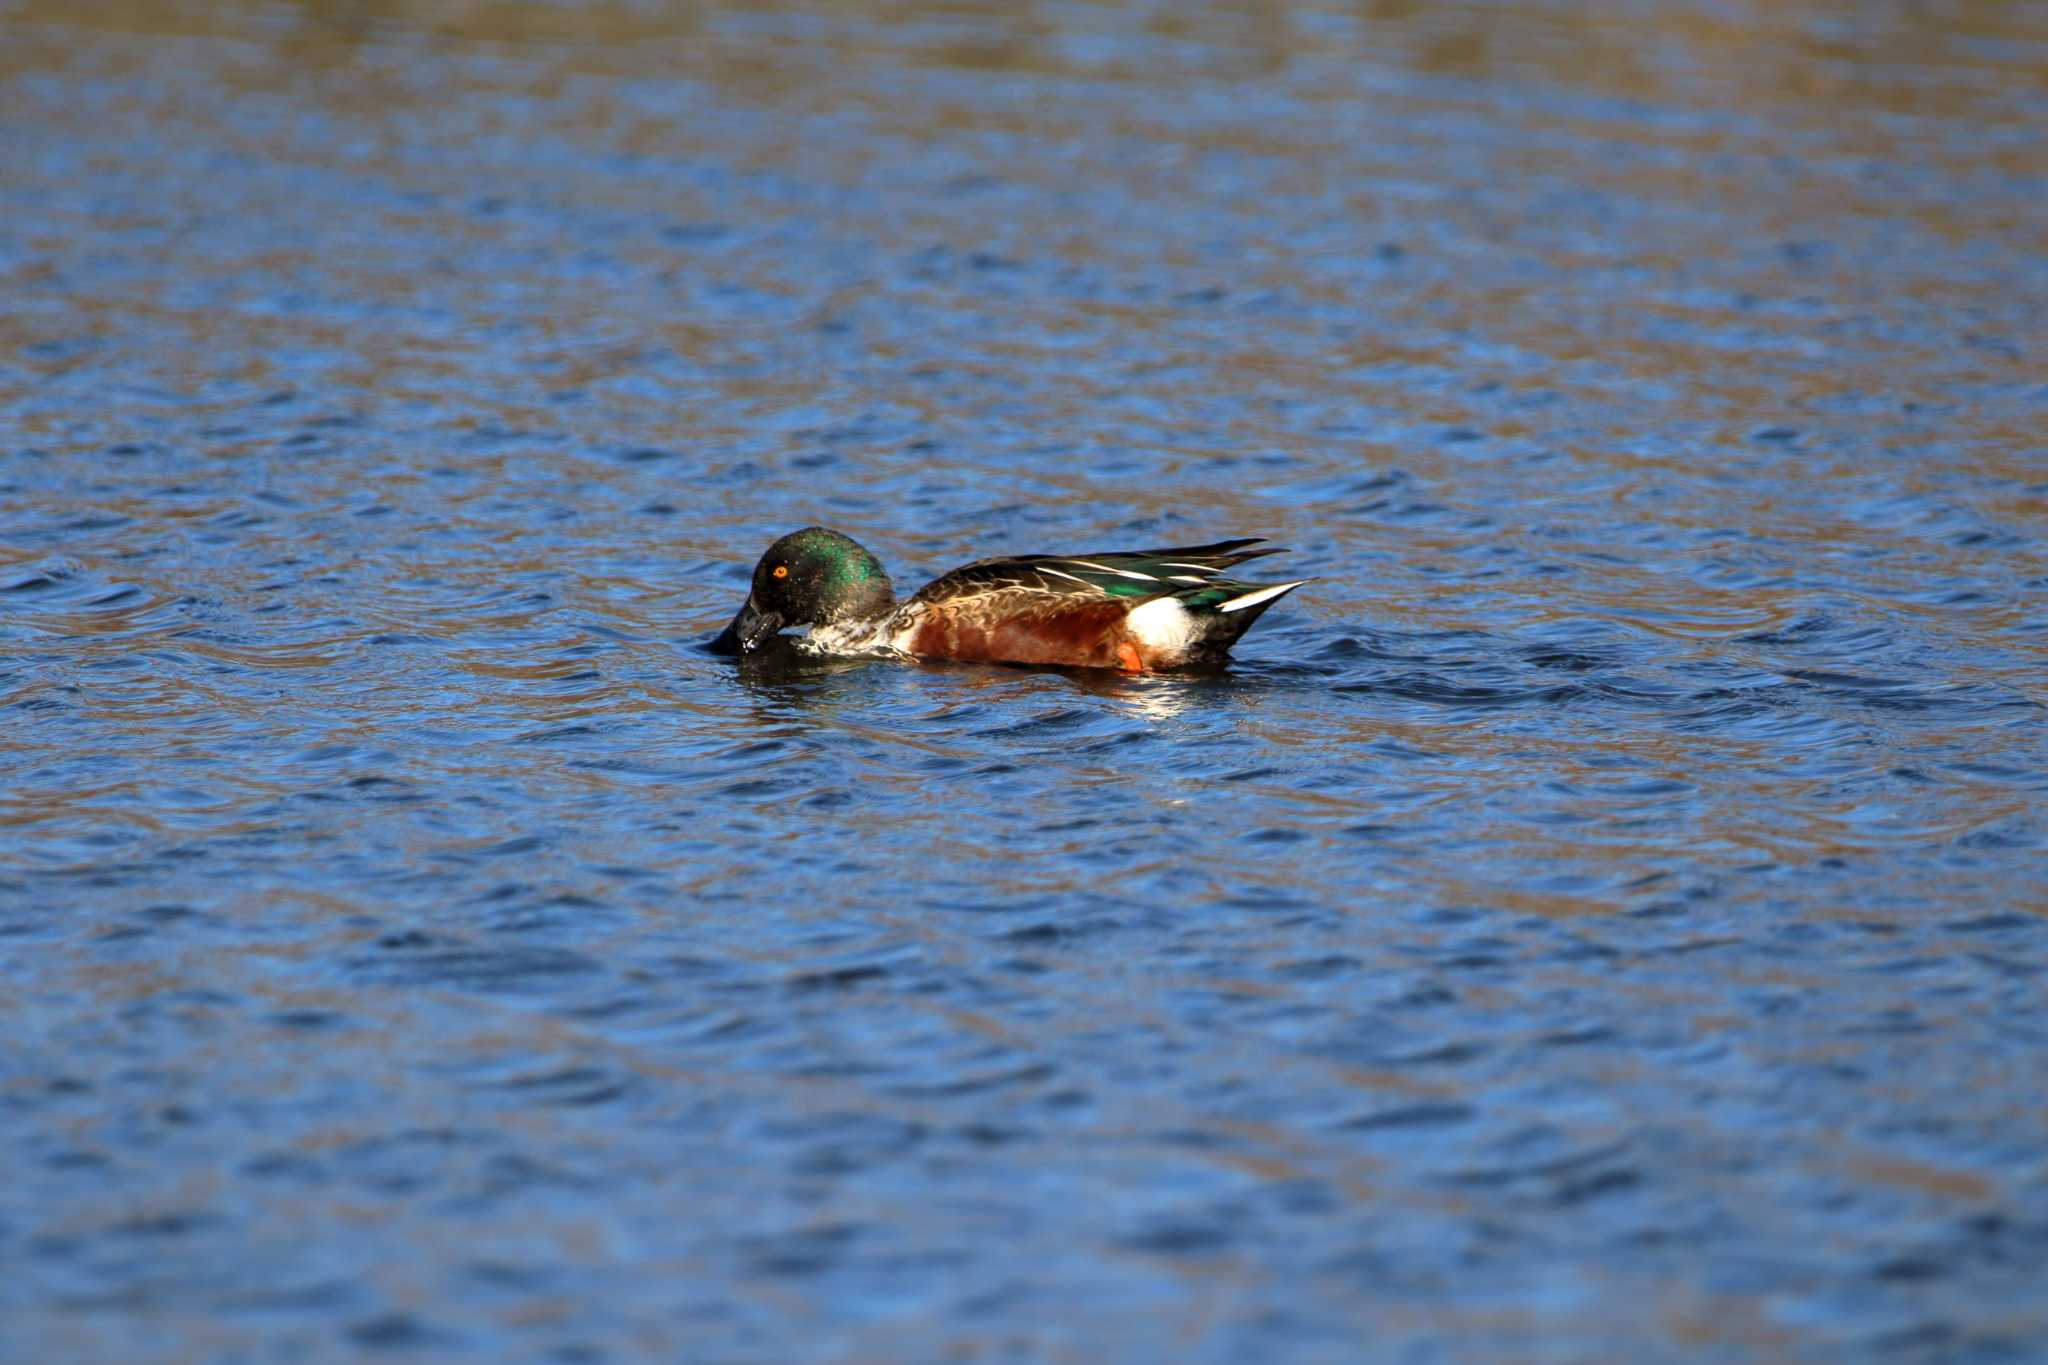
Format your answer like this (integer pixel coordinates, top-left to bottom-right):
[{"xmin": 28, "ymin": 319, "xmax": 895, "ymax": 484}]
[{"xmin": 911, "ymin": 538, "xmax": 1291, "ymax": 607}]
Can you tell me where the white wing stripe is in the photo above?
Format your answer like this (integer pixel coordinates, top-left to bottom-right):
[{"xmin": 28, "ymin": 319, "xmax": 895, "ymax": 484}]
[
  {"xmin": 1218, "ymin": 580, "xmax": 1308, "ymax": 613},
  {"xmin": 1065, "ymin": 559, "xmax": 1158, "ymax": 581}
]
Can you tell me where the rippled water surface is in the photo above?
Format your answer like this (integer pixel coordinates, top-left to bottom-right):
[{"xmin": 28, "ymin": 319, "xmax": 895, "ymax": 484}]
[{"xmin": 5, "ymin": 1, "xmax": 2047, "ymax": 1358}]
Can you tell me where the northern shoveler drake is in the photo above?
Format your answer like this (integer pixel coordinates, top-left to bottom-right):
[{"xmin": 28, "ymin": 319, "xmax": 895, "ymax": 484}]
[{"xmin": 709, "ymin": 527, "xmax": 1308, "ymax": 671}]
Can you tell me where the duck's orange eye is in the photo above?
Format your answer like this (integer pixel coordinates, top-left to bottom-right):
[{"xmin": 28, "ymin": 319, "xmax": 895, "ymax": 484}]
[{"xmin": 772, "ymin": 565, "xmax": 789, "ymax": 579}]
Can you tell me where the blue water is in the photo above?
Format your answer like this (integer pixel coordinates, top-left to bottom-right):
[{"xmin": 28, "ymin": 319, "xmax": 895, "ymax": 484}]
[{"xmin": 4, "ymin": 1, "xmax": 2046, "ymax": 1359}]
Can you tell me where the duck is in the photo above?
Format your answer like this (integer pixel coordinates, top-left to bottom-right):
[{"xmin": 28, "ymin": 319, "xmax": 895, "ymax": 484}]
[{"xmin": 709, "ymin": 527, "xmax": 1307, "ymax": 671}]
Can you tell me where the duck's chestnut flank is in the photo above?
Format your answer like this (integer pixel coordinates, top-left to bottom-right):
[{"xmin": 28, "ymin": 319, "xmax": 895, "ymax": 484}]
[{"xmin": 711, "ymin": 528, "xmax": 1306, "ymax": 671}]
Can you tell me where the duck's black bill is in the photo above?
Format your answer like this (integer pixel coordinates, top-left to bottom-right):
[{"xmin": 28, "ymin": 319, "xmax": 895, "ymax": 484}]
[{"xmin": 708, "ymin": 598, "xmax": 783, "ymax": 655}]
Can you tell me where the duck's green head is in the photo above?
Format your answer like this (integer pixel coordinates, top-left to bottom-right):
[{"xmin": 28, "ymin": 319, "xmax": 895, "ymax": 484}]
[{"xmin": 710, "ymin": 527, "xmax": 894, "ymax": 653}]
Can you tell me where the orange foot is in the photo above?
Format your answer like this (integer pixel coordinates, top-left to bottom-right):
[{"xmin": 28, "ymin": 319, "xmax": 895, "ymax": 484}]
[{"xmin": 1117, "ymin": 641, "xmax": 1144, "ymax": 672}]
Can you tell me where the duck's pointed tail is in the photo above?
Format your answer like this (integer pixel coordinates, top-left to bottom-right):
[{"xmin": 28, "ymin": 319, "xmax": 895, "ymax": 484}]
[
  {"xmin": 1193, "ymin": 578, "xmax": 1311, "ymax": 657},
  {"xmin": 1218, "ymin": 579, "xmax": 1311, "ymax": 615}
]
